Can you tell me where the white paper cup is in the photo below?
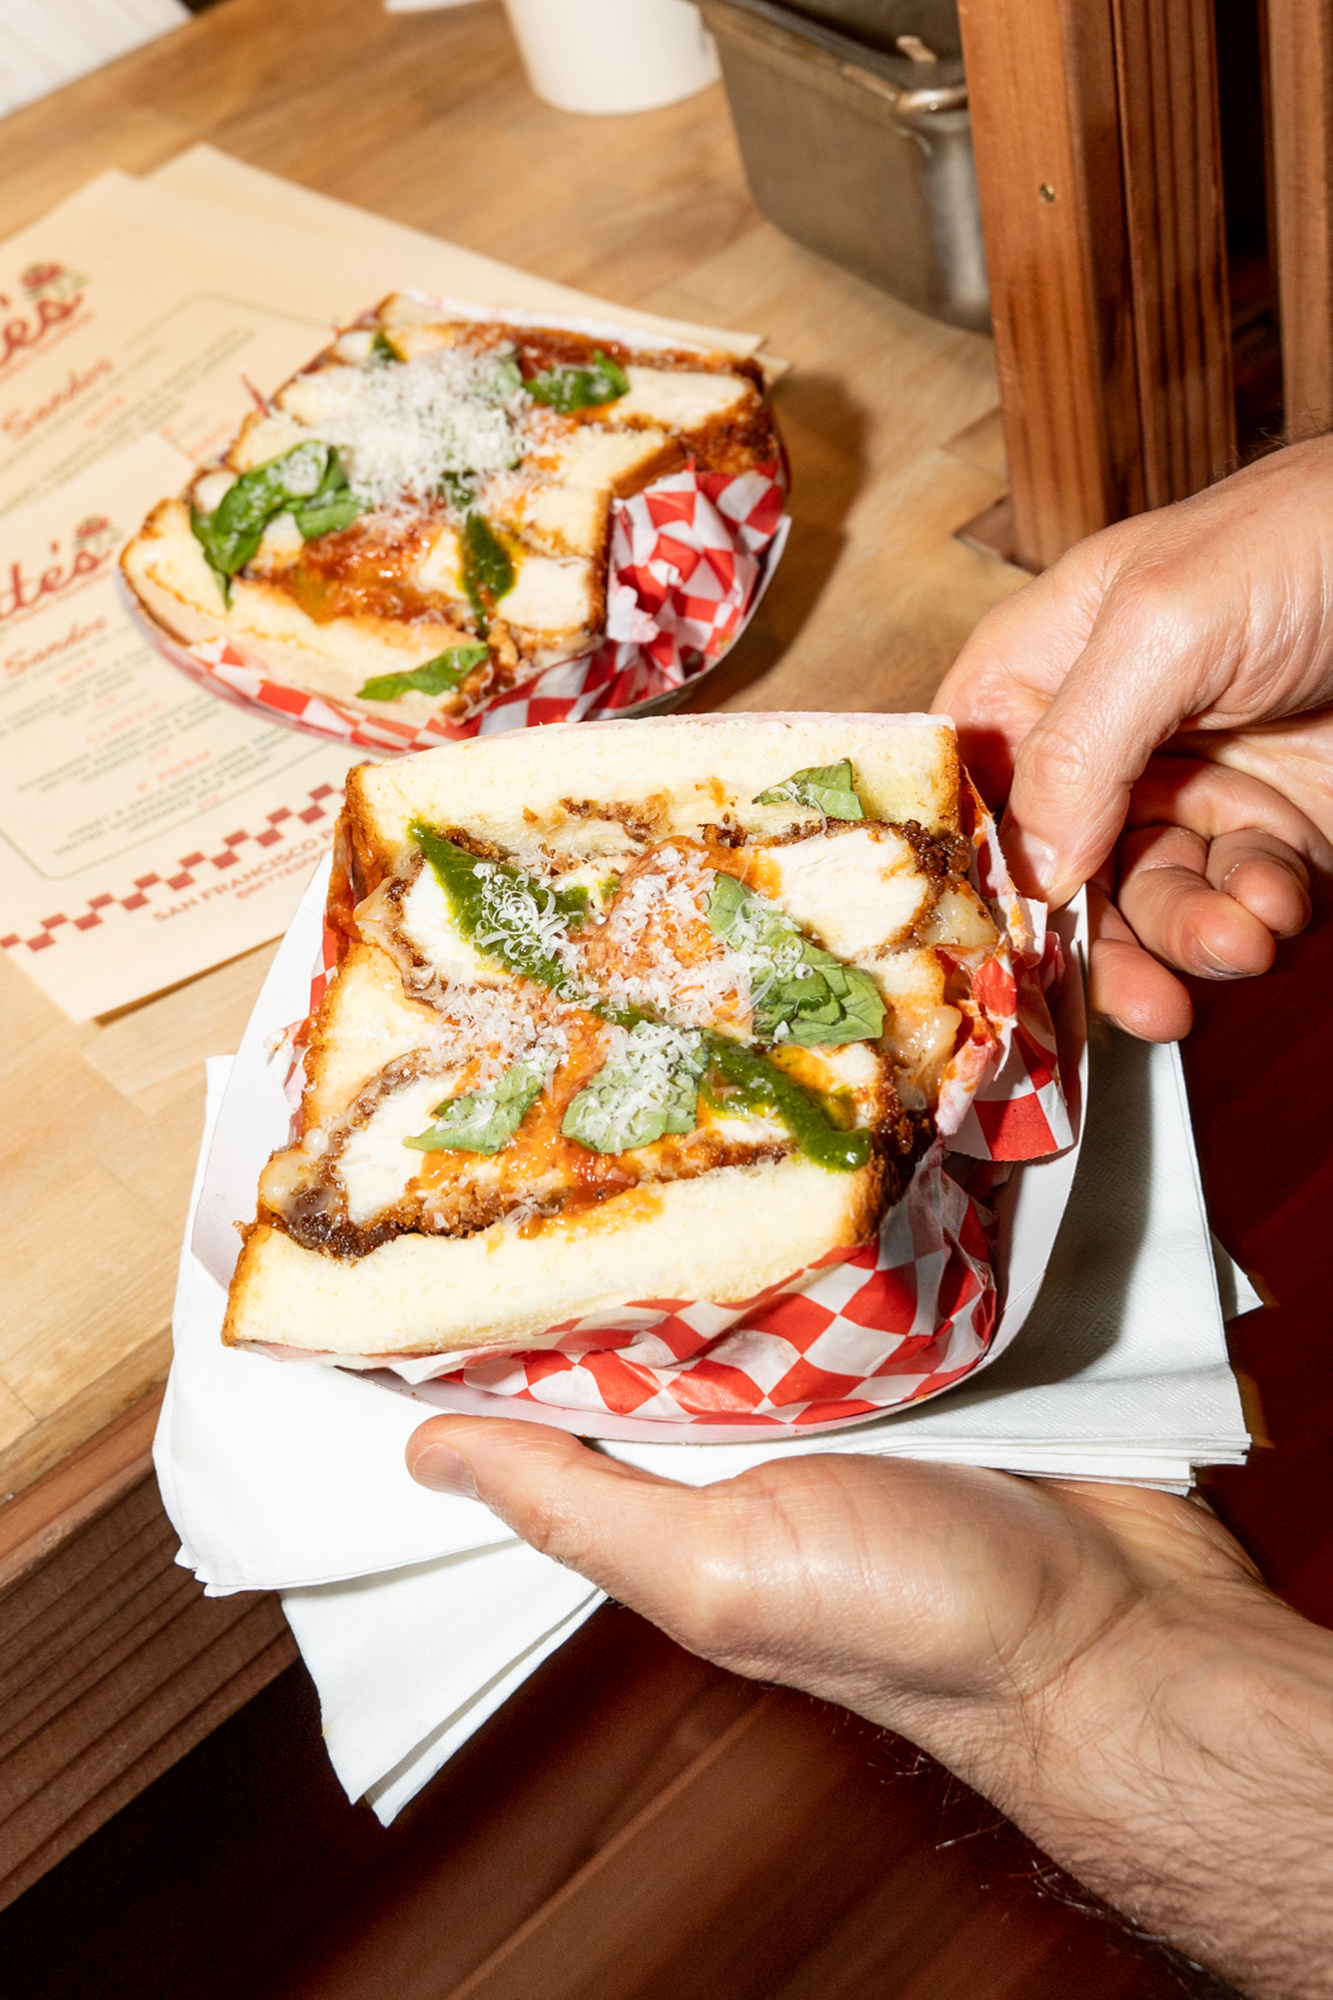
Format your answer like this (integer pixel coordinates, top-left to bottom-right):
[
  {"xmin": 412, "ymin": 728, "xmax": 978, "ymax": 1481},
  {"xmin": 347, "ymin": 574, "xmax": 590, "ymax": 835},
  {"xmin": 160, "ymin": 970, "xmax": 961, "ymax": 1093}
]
[{"xmin": 502, "ymin": 0, "xmax": 720, "ymax": 115}]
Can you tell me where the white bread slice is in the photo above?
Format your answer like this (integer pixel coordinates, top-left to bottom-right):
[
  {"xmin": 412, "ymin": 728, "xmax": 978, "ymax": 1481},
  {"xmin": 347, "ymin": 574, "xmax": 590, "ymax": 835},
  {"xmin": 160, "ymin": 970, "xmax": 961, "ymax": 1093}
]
[
  {"xmin": 225, "ymin": 1156, "xmax": 878, "ymax": 1356},
  {"xmin": 301, "ymin": 942, "xmax": 442, "ymax": 1128},
  {"xmin": 346, "ymin": 713, "xmax": 961, "ymax": 876},
  {"xmin": 123, "ymin": 498, "xmax": 480, "ymax": 720}
]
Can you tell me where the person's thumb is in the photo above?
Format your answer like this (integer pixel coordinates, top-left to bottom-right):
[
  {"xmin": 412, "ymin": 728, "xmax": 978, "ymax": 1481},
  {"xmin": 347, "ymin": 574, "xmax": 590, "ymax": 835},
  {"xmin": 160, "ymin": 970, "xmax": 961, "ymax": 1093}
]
[
  {"xmin": 1003, "ymin": 624, "xmax": 1207, "ymax": 908},
  {"xmin": 405, "ymin": 1414, "xmax": 723, "ymax": 1639}
]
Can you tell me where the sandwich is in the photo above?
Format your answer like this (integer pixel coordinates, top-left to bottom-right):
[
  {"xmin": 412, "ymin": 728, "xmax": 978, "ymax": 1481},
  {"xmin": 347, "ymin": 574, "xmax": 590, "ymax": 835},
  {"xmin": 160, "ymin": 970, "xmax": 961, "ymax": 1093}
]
[
  {"xmin": 121, "ymin": 294, "xmax": 777, "ymax": 728},
  {"xmin": 223, "ymin": 714, "xmax": 1003, "ymax": 1363}
]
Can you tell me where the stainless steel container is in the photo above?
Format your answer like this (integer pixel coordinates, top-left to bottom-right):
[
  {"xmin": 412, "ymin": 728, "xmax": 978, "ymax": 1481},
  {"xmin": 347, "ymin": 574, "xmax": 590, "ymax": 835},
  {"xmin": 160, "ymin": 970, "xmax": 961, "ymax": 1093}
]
[{"xmin": 700, "ymin": 0, "xmax": 988, "ymax": 332}]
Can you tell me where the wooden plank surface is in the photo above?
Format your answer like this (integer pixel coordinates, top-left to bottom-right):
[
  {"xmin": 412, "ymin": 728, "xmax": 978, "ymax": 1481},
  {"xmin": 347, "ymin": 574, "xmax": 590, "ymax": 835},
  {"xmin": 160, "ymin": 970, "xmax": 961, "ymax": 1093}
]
[
  {"xmin": 0, "ymin": 0, "xmax": 1028, "ymax": 1508},
  {"xmin": 957, "ymin": 0, "xmax": 1143, "ymax": 571},
  {"xmin": 0, "ymin": 1611, "xmax": 1219, "ymax": 1999},
  {"xmin": 0, "ymin": 1388, "xmax": 295, "ymax": 1910},
  {"xmin": 1112, "ymin": 0, "xmax": 1236, "ymax": 502},
  {"xmin": 959, "ymin": 0, "xmax": 1237, "ymax": 568},
  {"xmin": 1267, "ymin": 0, "xmax": 1333, "ymax": 438}
]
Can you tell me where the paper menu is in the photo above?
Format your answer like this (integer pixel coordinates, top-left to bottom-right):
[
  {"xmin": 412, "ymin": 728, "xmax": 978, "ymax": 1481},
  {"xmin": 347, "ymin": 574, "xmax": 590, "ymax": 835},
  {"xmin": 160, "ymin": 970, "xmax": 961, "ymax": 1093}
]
[
  {"xmin": 0, "ymin": 149, "xmax": 777, "ymax": 1016},
  {"xmin": 0, "ymin": 433, "xmax": 360, "ymax": 1018},
  {"xmin": 147, "ymin": 143, "xmax": 766, "ymax": 359},
  {"xmin": 0, "ymin": 171, "xmax": 357, "ymax": 516}
]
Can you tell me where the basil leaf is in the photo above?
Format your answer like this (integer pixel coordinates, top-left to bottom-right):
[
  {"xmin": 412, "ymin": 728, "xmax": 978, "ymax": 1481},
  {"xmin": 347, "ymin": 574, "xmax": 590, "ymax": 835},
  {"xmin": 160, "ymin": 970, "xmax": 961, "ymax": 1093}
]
[
  {"xmin": 190, "ymin": 441, "xmax": 363, "ymax": 591},
  {"xmin": 707, "ymin": 874, "xmax": 884, "ymax": 1046},
  {"xmin": 562, "ymin": 1023, "xmax": 706, "ymax": 1154},
  {"xmin": 408, "ymin": 822, "xmax": 872, "ymax": 1175},
  {"xmin": 293, "ymin": 491, "xmax": 362, "ymax": 540},
  {"xmin": 527, "ymin": 349, "xmax": 630, "ymax": 413},
  {"xmin": 412, "ymin": 822, "xmax": 583, "ymax": 996},
  {"xmin": 782, "ymin": 962, "xmax": 885, "ymax": 1048},
  {"xmin": 190, "ymin": 504, "xmax": 231, "ymax": 606},
  {"xmin": 461, "ymin": 512, "xmax": 515, "ymax": 628},
  {"xmin": 358, "ymin": 644, "xmax": 490, "ymax": 702},
  {"xmin": 754, "ymin": 760, "xmax": 865, "ymax": 820},
  {"xmin": 476, "ymin": 353, "xmax": 523, "ymax": 403},
  {"xmin": 439, "ymin": 470, "xmax": 476, "ymax": 513},
  {"xmin": 405, "ymin": 1055, "xmax": 547, "ymax": 1155},
  {"xmin": 704, "ymin": 1035, "xmax": 871, "ymax": 1172}
]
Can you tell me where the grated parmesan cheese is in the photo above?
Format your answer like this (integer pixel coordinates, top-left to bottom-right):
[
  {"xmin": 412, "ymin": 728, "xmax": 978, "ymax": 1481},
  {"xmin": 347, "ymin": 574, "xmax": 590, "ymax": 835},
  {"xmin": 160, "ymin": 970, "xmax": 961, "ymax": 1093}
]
[
  {"xmin": 584, "ymin": 846, "xmax": 750, "ymax": 1028},
  {"xmin": 562, "ymin": 1021, "xmax": 705, "ymax": 1153},
  {"xmin": 277, "ymin": 349, "xmax": 525, "ymax": 511}
]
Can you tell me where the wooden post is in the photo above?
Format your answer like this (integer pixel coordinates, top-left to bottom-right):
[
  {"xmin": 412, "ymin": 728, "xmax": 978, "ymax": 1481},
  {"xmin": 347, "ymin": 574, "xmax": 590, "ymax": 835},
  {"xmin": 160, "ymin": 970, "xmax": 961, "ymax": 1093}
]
[
  {"xmin": 1267, "ymin": 0, "xmax": 1333, "ymax": 439},
  {"xmin": 957, "ymin": 0, "xmax": 1142, "ymax": 572},
  {"xmin": 959, "ymin": 0, "xmax": 1235, "ymax": 570},
  {"xmin": 1111, "ymin": 0, "xmax": 1235, "ymax": 505}
]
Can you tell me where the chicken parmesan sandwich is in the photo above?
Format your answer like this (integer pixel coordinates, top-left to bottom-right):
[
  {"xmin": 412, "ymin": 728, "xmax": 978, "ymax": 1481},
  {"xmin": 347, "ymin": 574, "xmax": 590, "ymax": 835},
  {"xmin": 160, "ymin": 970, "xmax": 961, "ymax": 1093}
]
[
  {"xmin": 122, "ymin": 294, "xmax": 777, "ymax": 730},
  {"xmin": 223, "ymin": 714, "xmax": 1003, "ymax": 1362}
]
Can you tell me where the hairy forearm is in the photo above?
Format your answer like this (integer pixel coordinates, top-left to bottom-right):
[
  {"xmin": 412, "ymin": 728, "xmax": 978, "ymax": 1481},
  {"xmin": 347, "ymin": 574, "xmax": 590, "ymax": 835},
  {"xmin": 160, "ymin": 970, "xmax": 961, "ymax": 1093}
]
[{"xmin": 923, "ymin": 1591, "xmax": 1333, "ymax": 1998}]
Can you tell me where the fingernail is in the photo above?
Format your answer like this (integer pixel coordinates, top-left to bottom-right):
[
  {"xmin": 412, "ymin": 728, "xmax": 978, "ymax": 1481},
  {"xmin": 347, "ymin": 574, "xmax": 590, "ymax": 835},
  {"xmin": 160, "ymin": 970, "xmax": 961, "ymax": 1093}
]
[
  {"xmin": 1192, "ymin": 945, "xmax": 1249, "ymax": 979},
  {"xmin": 409, "ymin": 1443, "xmax": 479, "ymax": 1499},
  {"xmin": 1008, "ymin": 831, "xmax": 1059, "ymax": 899}
]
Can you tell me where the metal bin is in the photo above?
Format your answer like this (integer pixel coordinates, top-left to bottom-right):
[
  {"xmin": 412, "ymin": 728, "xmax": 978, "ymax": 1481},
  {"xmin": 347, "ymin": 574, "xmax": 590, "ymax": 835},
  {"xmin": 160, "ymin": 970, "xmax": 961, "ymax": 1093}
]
[{"xmin": 700, "ymin": 0, "xmax": 988, "ymax": 331}]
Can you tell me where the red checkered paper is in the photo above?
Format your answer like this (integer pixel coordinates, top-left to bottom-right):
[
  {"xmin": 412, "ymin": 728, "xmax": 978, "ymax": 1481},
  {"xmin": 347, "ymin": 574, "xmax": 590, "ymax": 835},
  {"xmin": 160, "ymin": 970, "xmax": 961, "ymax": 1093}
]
[
  {"xmin": 336, "ymin": 785, "xmax": 1074, "ymax": 1432},
  {"xmin": 129, "ymin": 465, "xmax": 788, "ymax": 751}
]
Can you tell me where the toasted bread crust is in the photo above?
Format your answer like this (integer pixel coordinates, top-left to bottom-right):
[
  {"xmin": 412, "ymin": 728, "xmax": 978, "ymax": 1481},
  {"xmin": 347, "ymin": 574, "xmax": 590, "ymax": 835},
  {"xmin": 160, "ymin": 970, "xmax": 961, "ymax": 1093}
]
[
  {"xmin": 343, "ymin": 714, "xmax": 961, "ymax": 882},
  {"xmin": 224, "ymin": 1154, "xmax": 882, "ymax": 1356}
]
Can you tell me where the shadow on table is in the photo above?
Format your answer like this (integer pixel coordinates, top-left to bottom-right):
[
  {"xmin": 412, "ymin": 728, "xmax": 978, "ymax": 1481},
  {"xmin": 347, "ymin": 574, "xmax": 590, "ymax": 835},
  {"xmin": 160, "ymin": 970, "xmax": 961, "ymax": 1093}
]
[{"xmin": 682, "ymin": 368, "xmax": 868, "ymax": 710}]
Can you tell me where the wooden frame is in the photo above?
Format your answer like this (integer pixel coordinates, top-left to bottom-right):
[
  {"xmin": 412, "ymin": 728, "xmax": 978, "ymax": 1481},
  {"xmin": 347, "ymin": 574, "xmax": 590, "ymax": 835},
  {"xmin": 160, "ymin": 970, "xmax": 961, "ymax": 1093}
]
[
  {"xmin": 958, "ymin": 0, "xmax": 1235, "ymax": 571},
  {"xmin": 1267, "ymin": 0, "xmax": 1333, "ymax": 439}
]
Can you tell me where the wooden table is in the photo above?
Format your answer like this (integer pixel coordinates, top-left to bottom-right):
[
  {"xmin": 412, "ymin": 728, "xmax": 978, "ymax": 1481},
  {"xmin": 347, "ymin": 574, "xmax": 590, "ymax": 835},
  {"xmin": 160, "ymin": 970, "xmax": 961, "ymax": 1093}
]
[{"xmin": 0, "ymin": 4, "xmax": 1315, "ymax": 1993}]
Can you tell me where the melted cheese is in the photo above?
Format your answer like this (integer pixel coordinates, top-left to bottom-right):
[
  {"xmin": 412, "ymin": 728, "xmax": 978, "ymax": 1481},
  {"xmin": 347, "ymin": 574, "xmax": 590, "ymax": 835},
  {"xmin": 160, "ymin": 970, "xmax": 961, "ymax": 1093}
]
[
  {"xmin": 192, "ymin": 469, "xmax": 236, "ymax": 514},
  {"xmin": 411, "ymin": 524, "xmax": 464, "ymax": 599},
  {"xmin": 320, "ymin": 826, "xmax": 948, "ymax": 1233},
  {"xmin": 397, "ymin": 865, "xmax": 498, "ymax": 983},
  {"xmin": 228, "ymin": 411, "xmax": 309, "ymax": 473},
  {"xmin": 249, "ymin": 511, "xmax": 305, "ymax": 575}
]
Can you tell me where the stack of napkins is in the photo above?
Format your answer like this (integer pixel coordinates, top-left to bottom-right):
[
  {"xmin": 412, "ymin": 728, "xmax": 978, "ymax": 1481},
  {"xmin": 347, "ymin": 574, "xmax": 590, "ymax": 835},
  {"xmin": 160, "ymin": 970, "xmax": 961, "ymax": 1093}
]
[{"xmin": 156, "ymin": 1008, "xmax": 1254, "ymax": 1824}]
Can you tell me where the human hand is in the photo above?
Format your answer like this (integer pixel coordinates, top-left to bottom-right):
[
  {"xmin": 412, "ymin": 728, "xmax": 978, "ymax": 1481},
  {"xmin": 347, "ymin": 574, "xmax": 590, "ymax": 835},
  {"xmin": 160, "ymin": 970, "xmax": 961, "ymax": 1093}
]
[
  {"xmin": 405, "ymin": 1419, "xmax": 1333, "ymax": 1998},
  {"xmin": 405, "ymin": 1419, "xmax": 1250, "ymax": 1738},
  {"xmin": 937, "ymin": 438, "xmax": 1333, "ymax": 1038}
]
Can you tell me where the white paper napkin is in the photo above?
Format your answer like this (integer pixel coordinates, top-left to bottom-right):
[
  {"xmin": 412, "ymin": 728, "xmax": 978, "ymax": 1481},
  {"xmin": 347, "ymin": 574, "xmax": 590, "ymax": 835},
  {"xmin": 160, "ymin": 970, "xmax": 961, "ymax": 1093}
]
[
  {"xmin": 156, "ymin": 1013, "xmax": 1253, "ymax": 1821},
  {"xmin": 283, "ymin": 1547, "xmax": 602, "ymax": 1823}
]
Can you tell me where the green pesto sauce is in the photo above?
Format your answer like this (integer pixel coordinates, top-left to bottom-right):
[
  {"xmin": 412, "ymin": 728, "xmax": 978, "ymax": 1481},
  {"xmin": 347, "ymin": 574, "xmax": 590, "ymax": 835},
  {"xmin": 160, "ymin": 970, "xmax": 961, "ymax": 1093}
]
[
  {"xmin": 412, "ymin": 821, "xmax": 871, "ymax": 1174},
  {"xmin": 410, "ymin": 821, "xmax": 585, "ymax": 995},
  {"xmin": 704, "ymin": 1034, "xmax": 871, "ymax": 1173}
]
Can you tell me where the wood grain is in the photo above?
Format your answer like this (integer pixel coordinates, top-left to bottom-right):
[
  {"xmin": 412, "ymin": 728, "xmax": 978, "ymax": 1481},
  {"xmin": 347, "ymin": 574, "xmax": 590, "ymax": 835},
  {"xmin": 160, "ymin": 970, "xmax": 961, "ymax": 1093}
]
[
  {"xmin": 0, "ymin": 940, "xmax": 277, "ymax": 1502},
  {"xmin": 0, "ymin": 1613, "xmax": 1219, "ymax": 1999},
  {"xmin": 1112, "ymin": 0, "xmax": 1236, "ymax": 501},
  {"xmin": 959, "ymin": 0, "xmax": 1237, "ymax": 566},
  {"xmin": 0, "ymin": 1388, "xmax": 294, "ymax": 1911},
  {"xmin": 957, "ymin": 0, "xmax": 1142, "ymax": 572},
  {"xmin": 1266, "ymin": 0, "xmax": 1333, "ymax": 438},
  {"xmin": 0, "ymin": 0, "xmax": 1028, "ymax": 1506}
]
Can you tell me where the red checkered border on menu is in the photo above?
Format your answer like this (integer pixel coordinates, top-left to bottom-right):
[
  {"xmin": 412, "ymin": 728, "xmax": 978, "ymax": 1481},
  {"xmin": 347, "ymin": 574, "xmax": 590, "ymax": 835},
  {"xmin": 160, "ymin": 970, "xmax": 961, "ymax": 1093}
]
[{"xmin": 1, "ymin": 782, "xmax": 342, "ymax": 957}]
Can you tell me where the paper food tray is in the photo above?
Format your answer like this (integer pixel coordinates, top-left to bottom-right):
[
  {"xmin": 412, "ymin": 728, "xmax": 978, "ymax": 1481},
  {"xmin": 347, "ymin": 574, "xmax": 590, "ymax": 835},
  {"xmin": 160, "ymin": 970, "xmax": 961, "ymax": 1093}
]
[
  {"xmin": 193, "ymin": 848, "xmax": 1087, "ymax": 1447},
  {"xmin": 123, "ymin": 295, "xmax": 792, "ymax": 748}
]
